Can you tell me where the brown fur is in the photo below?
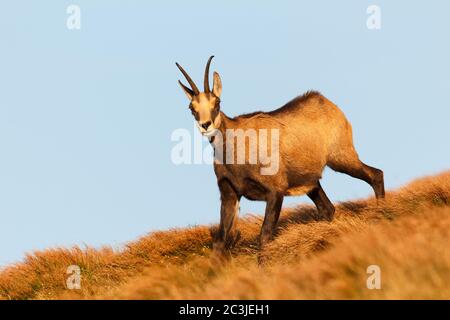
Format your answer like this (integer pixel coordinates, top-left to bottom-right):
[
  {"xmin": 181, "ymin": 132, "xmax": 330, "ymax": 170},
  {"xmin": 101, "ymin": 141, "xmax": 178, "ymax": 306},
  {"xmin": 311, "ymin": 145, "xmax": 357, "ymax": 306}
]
[{"xmin": 176, "ymin": 58, "xmax": 385, "ymax": 257}]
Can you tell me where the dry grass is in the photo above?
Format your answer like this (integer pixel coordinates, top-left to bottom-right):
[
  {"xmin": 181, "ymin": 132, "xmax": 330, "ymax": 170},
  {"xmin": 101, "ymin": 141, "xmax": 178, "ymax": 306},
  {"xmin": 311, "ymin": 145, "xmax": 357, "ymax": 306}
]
[{"xmin": 1, "ymin": 171, "xmax": 449, "ymax": 300}]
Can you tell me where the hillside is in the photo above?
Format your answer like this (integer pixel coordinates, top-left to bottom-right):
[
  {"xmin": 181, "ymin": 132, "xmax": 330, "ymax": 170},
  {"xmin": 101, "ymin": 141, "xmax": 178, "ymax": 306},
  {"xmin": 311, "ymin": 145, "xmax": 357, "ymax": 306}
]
[{"xmin": 0, "ymin": 171, "xmax": 449, "ymax": 300}]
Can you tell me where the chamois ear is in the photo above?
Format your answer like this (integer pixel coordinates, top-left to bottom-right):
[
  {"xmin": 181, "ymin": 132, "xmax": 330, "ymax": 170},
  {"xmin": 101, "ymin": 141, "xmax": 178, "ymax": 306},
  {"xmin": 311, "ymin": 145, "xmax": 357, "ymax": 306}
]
[
  {"xmin": 178, "ymin": 80, "xmax": 194, "ymax": 101},
  {"xmin": 213, "ymin": 71, "xmax": 222, "ymax": 98}
]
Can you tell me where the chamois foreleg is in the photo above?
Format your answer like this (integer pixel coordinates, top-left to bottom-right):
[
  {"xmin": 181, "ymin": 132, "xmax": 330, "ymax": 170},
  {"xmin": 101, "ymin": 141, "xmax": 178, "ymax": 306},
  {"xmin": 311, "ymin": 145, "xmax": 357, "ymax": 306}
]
[{"xmin": 213, "ymin": 179, "xmax": 241, "ymax": 255}]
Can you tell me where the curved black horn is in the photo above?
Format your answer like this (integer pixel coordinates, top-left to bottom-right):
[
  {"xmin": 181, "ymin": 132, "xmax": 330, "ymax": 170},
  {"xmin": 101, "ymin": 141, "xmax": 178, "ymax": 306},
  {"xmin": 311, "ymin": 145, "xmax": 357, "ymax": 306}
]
[
  {"xmin": 175, "ymin": 62, "xmax": 199, "ymax": 95},
  {"xmin": 203, "ymin": 55, "xmax": 214, "ymax": 93}
]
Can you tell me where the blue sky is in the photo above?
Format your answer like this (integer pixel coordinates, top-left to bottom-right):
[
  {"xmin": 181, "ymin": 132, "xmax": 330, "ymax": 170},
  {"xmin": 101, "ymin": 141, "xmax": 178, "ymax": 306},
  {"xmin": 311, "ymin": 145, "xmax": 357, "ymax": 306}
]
[{"xmin": 0, "ymin": 1, "xmax": 449, "ymax": 266}]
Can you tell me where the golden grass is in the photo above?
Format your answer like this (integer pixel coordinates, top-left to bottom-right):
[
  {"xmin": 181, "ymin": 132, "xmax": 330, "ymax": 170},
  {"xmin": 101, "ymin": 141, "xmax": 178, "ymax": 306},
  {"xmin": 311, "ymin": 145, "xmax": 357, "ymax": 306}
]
[{"xmin": 1, "ymin": 171, "xmax": 449, "ymax": 300}]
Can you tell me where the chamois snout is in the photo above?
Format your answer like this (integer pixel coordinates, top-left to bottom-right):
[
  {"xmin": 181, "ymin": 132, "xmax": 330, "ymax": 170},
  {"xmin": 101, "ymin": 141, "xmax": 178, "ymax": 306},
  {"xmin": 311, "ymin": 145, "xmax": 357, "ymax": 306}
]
[{"xmin": 201, "ymin": 121, "xmax": 212, "ymax": 130}]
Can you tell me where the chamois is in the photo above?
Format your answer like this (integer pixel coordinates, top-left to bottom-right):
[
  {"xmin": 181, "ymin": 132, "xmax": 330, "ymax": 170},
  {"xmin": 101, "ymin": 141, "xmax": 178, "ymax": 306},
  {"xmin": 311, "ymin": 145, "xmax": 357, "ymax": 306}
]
[{"xmin": 176, "ymin": 56, "xmax": 385, "ymax": 255}]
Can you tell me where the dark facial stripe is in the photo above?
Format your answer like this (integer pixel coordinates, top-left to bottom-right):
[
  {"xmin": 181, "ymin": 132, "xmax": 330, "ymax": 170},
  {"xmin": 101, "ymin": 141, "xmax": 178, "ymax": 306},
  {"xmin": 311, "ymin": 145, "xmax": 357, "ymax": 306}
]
[{"xmin": 211, "ymin": 99, "xmax": 220, "ymax": 123}]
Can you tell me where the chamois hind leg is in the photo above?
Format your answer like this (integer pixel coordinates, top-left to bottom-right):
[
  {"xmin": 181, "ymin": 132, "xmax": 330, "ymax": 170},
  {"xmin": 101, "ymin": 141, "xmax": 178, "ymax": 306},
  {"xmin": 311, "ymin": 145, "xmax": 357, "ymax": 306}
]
[
  {"xmin": 259, "ymin": 192, "xmax": 284, "ymax": 248},
  {"xmin": 328, "ymin": 152, "xmax": 385, "ymax": 199},
  {"xmin": 307, "ymin": 181, "xmax": 335, "ymax": 221},
  {"xmin": 258, "ymin": 192, "xmax": 283, "ymax": 265}
]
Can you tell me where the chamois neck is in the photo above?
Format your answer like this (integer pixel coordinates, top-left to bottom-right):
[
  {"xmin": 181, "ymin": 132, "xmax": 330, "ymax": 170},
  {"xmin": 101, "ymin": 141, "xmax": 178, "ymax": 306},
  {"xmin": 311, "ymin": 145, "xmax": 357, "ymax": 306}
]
[
  {"xmin": 209, "ymin": 111, "xmax": 232, "ymax": 144},
  {"xmin": 217, "ymin": 111, "xmax": 233, "ymax": 132}
]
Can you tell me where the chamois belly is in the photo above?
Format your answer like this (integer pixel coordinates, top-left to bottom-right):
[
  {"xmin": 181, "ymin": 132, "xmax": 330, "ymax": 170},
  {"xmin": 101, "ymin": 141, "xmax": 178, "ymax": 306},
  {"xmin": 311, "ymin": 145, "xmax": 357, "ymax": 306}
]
[
  {"xmin": 284, "ymin": 170, "xmax": 323, "ymax": 196},
  {"xmin": 239, "ymin": 179, "xmax": 316, "ymax": 199},
  {"xmin": 223, "ymin": 172, "xmax": 320, "ymax": 200},
  {"xmin": 227, "ymin": 177, "xmax": 268, "ymax": 201},
  {"xmin": 240, "ymin": 178, "xmax": 268, "ymax": 201},
  {"xmin": 285, "ymin": 185, "xmax": 315, "ymax": 196}
]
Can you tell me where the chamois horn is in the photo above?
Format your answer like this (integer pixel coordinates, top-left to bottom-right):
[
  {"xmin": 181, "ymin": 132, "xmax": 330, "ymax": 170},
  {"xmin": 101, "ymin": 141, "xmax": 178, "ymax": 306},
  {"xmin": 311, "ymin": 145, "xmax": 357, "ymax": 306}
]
[
  {"xmin": 204, "ymin": 55, "xmax": 214, "ymax": 93},
  {"xmin": 176, "ymin": 62, "xmax": 199, "ymax": 95}
]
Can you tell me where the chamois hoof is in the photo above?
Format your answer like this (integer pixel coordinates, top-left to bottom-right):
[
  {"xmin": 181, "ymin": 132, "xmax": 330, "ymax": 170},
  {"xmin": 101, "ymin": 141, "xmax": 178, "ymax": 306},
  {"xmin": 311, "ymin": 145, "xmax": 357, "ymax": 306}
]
[
  {"xmin": 257, "ymin": 250, "xmax": 270, "ymax": 267},
  {"xmin": 211, "ymin": 242, "xmax": 231, "ymax": 263},
  {"xmin": 225, "ymin": 230, "xmax": 241, "ymax": 249}
]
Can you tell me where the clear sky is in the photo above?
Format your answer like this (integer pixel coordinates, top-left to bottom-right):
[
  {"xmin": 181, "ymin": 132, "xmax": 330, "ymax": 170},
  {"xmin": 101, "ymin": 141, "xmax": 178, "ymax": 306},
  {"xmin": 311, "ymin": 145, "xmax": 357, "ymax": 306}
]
[{"xmin": 0, "ymin": 1, "xmax": 449, "ymax": 266}]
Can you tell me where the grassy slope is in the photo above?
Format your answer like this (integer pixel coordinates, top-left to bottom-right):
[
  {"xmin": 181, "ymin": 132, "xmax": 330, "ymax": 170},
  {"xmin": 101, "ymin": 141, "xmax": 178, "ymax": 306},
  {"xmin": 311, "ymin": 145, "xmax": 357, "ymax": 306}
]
[{"xmin": 0, "ymin": 171, "xmax": 449, "ymax": 300}]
